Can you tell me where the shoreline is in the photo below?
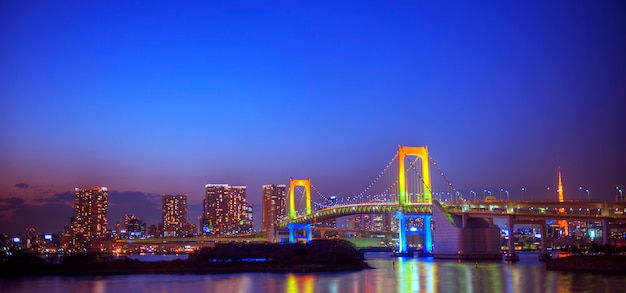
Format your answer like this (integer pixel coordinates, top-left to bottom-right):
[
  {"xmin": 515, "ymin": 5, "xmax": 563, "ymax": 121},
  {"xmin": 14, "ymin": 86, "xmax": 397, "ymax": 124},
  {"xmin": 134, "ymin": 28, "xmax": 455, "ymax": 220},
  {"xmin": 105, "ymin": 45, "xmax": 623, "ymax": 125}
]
[
  {"xmin": 0, "ymin": 259, "xmax": 373, "ymax": 277},
  {"xmin": 546, "ymin": 255, "xmax": 626, "ymax": 274}
]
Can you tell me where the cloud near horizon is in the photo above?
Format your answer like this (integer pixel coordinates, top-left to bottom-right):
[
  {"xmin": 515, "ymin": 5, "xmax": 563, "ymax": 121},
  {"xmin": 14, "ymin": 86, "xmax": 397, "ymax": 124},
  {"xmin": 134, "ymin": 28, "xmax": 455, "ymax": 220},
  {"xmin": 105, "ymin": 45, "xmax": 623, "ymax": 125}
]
[
  {"xmin": 14, "ymin": 183, "xmax": 29, "ymax": 189},
  {"xmin": 32, "ymin": 192, "xmax": 74, "ymax": 204},
  {"xmin": 0, "ymin": 190, "xmax": 167, "ymax": 235}
]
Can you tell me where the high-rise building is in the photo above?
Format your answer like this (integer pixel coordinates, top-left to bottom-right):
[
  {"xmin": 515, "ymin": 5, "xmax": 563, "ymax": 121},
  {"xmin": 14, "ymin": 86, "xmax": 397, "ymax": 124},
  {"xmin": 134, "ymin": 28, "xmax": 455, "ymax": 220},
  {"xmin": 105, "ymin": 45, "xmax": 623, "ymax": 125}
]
[
  {"xmin": 261, "ymin": 184, "xmax": 286, "ymax": 231},
  {"xmin": 230, "ymin": 186, "xmax": 252, "ymax": 233},
  {"xmin": 203, "ymin": 184, "xmax": 229, "ymax": 235},
  {"xmin": 162, "ymin": 194, "xmax": 188, "ymax": 237},
  {"xmin": 71, "ymin": 186, "xmax": 108, "ymax": 249},
  {"xmin": 244, "ymin": 203, "xmax": 253, "ymax": 232},
  {"xmin": 203, "ymin": 184, "xmax": 253, "ymax": 235}
]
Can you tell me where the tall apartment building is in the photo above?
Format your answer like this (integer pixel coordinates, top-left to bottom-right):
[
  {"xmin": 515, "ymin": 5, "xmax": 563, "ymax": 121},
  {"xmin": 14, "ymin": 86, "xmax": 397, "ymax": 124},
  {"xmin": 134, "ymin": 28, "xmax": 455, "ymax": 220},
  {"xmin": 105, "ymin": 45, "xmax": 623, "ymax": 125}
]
[
  {"xmin": 202, "ymin": 184, "xmax": 253, "ymax": 235},
  {"xmin": 261, "ymin": 184, "xmax": 286, "ymax": 230},
  {"xmin": 162, "ymin": 194, "xmax": 188, "ymax": 237},
  {"xmin": 71, "ymin": 186, "xmax": 108, "ymax": 249}
]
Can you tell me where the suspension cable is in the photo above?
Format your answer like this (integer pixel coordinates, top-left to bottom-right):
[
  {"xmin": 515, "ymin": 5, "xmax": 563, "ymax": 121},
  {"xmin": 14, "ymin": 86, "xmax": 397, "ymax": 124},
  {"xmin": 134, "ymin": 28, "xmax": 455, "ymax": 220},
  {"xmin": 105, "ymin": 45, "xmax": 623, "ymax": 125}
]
[
  {"xmin": 429, "ymin": 154, "xmax": 464, "ymax": 201},
  {"xmin": 356, "ymin": 152, "xmax": 399, "ymax": 198},
  {"xmin": 311, "ymin": 184, "xmax": 329, "ymax": 202}
]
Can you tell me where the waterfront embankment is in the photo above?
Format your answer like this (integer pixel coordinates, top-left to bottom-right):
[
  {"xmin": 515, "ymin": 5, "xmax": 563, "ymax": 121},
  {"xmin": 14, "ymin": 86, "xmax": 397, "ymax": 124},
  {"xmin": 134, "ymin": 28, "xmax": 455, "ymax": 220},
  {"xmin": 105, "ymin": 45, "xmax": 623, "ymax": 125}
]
[{"xmin": 546, "ymin": 255, "xmax": 626, "ymax": 274}]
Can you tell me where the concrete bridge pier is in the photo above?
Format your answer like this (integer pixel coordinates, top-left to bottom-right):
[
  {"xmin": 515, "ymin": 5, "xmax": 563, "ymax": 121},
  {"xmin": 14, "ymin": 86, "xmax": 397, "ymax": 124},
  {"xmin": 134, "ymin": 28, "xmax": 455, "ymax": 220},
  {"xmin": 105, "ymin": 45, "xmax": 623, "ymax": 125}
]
[
  {"xmin": 423, "ymin": 215, "xmax": 433, "ymax": 254},
  {"xmin": 431, "ymin": 201, "xmax": 502, "ymax": 260},
  {"xmin": 505, "ymin": 215, "xmax": 520, "ymax": 261},
  {"xmin": 392, "ymin": 211, "xmax": 413, "ymax": 257},
  {"xmin": 602, "ymin": 218, "xmax": 610, "ymax": 245},
  {"xmin": 538, "ymin": 220, "xmax": 551, "ymax": 261}
]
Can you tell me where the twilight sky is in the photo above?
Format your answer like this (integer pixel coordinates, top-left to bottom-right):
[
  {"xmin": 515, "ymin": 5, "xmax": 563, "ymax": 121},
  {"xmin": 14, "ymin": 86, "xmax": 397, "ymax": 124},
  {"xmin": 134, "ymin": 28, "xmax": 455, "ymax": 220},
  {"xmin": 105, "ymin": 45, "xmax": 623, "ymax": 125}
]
[{"xmin": 1, "ymin": 1, "xmax": 625, "ymax": 235}]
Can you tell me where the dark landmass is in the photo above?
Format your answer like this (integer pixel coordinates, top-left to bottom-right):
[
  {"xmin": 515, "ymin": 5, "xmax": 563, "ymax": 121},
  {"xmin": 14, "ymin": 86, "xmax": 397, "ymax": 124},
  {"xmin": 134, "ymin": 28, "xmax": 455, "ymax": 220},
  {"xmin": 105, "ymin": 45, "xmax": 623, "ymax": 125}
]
[
  {"xmin": 0, "ymin": 240, "xmax": 371, "ymax": 277},
  {"xmin": 546, "ymin": 255, "xmax": 626, "ymax": 274}
]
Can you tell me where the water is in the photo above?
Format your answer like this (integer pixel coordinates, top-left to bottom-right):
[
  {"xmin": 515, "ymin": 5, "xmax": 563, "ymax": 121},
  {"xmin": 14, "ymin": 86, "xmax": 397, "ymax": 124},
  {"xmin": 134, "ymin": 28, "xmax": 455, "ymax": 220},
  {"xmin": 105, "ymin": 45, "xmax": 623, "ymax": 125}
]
[{"xmin": 1, "ymin": 252, "xmax": 624, "ymax": 293}]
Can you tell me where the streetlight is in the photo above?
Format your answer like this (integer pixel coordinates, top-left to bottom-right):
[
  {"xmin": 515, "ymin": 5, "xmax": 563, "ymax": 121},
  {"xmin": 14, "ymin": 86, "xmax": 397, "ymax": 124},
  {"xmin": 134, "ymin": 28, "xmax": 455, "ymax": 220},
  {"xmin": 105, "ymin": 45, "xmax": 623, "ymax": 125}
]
[
  {"xmin": 586, "ymin": 189, "xmax": 590, "ymax": 201},
  {"xmin": 505, "ymin": 190, "xmax": 510, "ymax": 201},
  {"xmin": 500, "ymin": 188, "xmax": 503, "ymax": 200},
  {"xmin": 521, "ymin": 187, "xmax": 525, "ymax": 201},
  {"xmin": 483, "ymin": 189, "xmax": 492, "ymax": 199},
  {"xmin": 578, "ymin": 186, "xmax": 583, "ymax": 200},
  {"xmin": 617, "ymin": 186, "xmax": 623, "ymax": 196},
  {"xmin": 470, "ymin": 190, "xmax": 476, "ymax": 201}
]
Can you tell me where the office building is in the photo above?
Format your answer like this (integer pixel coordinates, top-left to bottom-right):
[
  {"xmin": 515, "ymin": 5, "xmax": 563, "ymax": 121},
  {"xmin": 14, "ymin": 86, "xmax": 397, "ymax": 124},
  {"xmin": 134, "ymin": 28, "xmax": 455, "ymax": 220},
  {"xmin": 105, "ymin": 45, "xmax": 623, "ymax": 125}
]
[{"xmin": 261, "ymin": 184, "xmax": 286, "ymax": 230}]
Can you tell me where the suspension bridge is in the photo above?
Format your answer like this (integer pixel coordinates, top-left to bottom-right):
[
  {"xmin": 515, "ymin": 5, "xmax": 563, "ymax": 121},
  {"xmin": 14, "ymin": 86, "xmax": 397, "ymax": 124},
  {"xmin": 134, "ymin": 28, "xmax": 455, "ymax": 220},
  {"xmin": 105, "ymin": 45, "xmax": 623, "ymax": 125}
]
[{"xmin": 278, "ymin": 145, "xmax": 626, "ymax": 259}]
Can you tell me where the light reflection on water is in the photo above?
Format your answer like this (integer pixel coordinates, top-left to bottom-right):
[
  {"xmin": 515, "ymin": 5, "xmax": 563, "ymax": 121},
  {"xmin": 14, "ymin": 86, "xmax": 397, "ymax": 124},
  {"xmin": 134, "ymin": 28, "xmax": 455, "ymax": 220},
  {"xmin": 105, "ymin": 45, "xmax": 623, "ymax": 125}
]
[{"xmin": 1, "ymin": 252, "xmax": 624, "ymax": 293}]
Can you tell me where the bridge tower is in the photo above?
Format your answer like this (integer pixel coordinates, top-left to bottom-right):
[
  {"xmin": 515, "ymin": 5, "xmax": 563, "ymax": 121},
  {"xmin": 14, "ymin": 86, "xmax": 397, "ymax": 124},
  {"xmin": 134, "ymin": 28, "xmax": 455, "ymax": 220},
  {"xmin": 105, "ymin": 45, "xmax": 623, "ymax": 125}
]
[
  {"xmin": 288, "ymin": 178, "xmax": 312, "ymax": 243},
  {"xmin": 396, "ymin": 146, "xmax": 433, "ymax": 255},
  {"xmin": 398, "ymin": 146, "xmax": 432, "ymax": 205}
]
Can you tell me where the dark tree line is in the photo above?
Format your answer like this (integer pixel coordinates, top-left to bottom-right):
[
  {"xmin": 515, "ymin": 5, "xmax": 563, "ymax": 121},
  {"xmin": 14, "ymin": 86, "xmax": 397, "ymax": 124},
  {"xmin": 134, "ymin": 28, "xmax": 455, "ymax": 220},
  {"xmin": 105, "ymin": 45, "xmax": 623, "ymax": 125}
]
[
  {"xmin": 188, "ymin": 239, "xmax": 366, "ymax": 266},
  {"xmin": 1, "ymin": 239, "xmax": 369, "ymax": 276}
]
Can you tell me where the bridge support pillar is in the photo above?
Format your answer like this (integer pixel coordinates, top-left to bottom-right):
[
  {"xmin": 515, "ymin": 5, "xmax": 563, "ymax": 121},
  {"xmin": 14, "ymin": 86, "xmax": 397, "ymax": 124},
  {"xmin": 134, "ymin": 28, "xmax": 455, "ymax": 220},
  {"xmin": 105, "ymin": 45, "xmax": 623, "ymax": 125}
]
[
  {"xmin": 423, "ymin": 215, "xmax": 433, "ymax": 254},
  {"xmin": 540, "ymin": 221, "xmax": 547, "ymax": 254},
  {"xmin": 393, "ymin": 212, "xmax": 433, "ymax": 257},
  {"xmin": 288, "ymin": 223, "xmax": 311, "ymax": 244},
  {"xmin": 505, "ymin": 215, "xmax": 519, "ymax": 261},
  {"xmin": 602, "ymin": 218, "xmax": 610, "ymax": 245},
  {"xmin": 396, "ymin": 211, "xmax": 408, "ymax": 254},
  {"xmin": 538, "ymin": 220, "xmax": 552, "ymax": 261}
]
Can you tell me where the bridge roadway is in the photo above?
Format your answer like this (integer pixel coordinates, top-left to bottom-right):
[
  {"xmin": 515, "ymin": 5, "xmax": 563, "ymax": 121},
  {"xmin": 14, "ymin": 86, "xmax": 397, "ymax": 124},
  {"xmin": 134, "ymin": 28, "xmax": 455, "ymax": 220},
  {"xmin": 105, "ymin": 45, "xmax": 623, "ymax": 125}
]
[
  {"xmin": 114, "ymin": 200, "xmax": 626, "ymax": 251},
  {"xmin": 281, "ymin": 200, "xmax": 626, "ymax": 226},
  {"xmin": 114, "ymin": 227, "xmax": 395, "ymax": 249}
]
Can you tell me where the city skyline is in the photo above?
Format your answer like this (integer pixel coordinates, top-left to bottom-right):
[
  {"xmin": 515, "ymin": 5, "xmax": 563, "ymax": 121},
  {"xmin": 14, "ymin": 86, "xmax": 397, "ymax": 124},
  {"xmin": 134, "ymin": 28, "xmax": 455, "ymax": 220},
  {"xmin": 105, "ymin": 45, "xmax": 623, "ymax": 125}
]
[{"xmin": 1, "ymin": 1, "xmax": 625, "ymax": 235}]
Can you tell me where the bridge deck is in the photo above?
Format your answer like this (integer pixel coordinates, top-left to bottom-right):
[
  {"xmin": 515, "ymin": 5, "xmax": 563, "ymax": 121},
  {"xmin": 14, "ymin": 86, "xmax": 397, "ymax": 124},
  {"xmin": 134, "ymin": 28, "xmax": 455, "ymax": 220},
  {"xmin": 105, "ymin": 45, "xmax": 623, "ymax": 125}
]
[{"xmin": 280, "ymin": 201, "xmax": 626, "ymax": 226}]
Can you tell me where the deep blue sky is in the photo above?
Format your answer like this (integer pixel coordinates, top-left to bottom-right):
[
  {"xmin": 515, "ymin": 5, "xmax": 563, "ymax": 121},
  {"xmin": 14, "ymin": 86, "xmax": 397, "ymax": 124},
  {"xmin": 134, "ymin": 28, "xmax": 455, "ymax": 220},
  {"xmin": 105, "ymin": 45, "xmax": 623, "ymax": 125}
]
[{"xmin": 1, "ymin": 1, "xmax": 625, "ymax": 235}]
